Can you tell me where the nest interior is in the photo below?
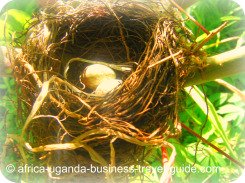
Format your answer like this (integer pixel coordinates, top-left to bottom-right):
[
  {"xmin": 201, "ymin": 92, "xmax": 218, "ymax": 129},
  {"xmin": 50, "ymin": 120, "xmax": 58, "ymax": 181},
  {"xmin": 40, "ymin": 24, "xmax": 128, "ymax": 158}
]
[{"xmin": 12, "ymin": 0, "xmax": 206, "ymax": 180}]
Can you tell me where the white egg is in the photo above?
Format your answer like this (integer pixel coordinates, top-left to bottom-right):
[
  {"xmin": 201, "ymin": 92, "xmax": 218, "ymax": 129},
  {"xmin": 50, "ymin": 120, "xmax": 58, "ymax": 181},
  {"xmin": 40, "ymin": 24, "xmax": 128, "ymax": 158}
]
[
  {"xmin": 80, "ymin": 64, "xmax": 116, "ymax": 89},
  {"xmin": 94, "ymin": 79, "xmax": 122, "ymax": 96}
]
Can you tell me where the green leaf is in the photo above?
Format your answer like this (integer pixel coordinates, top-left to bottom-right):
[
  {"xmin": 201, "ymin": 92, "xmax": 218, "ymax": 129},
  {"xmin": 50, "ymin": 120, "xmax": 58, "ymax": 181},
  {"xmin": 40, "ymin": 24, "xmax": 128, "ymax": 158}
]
[
  {"xmin": 228, "ymin": 93, "xmax": 244, "ymax": 103},
  {"xmin": 213, "ymin": 152, "xmax": 227, "ymax": 166},
  {"xmin": 185, "ymin": 109, "xmax": 215, "ymax": 139},
  {"xmin": 0, "ymin": 0, "xmax": 37, "ymax": 15},
  {"xmin": 224, "ymin": 113, "xmax": 244, "ymax": 124},
  {"xmin": 236, "ymin": 31, "xmax": 245, "ymax": 47},
  {"xmin": 0, "ymin": 84, "xmax": 7, "ymax": 89},
  {"xmin": 0, "ymin": 9, "xmax": 31, "ymax": 45},
  {"xmin": 209, "ymin": 93, "xmax": 229, "ymax": 106},
  {"xmin": 220, "ymin": 16, "xmax": 241, "ymax": 21},
  {"xmin": 217, "ymin": 104, "xmax": 244, "ymax": 115},
  {"xmin": 185, "ymin": 86, "xmax": 237, "ymax": 158}
]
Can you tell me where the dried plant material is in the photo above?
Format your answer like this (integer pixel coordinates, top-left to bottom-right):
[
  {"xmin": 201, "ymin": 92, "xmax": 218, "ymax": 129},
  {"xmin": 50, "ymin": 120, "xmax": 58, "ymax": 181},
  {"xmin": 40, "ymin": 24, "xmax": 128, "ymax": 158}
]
[{"xmin": 10, "ymin": 0, "xmax": 207, "ymax": 181}]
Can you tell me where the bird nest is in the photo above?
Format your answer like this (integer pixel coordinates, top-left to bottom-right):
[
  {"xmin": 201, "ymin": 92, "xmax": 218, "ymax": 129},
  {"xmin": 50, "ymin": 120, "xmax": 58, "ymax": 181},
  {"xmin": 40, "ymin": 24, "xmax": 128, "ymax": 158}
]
[{"xmin": 11, "ymin": 0, "xmax": 206, "ymax": 181}]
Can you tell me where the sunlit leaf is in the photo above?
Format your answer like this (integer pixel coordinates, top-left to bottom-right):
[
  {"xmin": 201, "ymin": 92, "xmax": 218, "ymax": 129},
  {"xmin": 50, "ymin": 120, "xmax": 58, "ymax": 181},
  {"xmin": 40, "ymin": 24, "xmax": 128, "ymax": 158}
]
[
  {"xmin": 0, "ymin": 9, "xmax": 31, "ymax": 45},
  {"xmin": 0, "ymin": 0, "xmax": 37, "ymax": 15},
  {"xmin": 224, "ymin": 113, "xmax": 244, "ymax": 124},
  {"xmin": 236, "ymin": 31, "xmax": 245, "ymax": 47},
  {"xmin": 209, "ymin": 93, "xmax": 229, "ymax": 106},
  {"xmin": 217, "ymin": 104, "xmax": 244, "ymax": 115},
  {"xmin": 228, "ymin": 93, "xmax": 245, "ymax": 103}
]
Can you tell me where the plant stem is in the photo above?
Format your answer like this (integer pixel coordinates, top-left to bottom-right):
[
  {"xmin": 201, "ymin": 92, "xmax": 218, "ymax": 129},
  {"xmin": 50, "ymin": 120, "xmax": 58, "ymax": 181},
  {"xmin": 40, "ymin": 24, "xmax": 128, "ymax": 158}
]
[
  {"xmin": 170, "ymin": 0, "xmax": 209, "ymax": 34},
  {"xmin": 215, "ymin": 79, "xmax": 245, "ymax": 102},
  {"xmin": 185, "ymin": 46, "xmax": 245, "ymax": 87},
  {"xmin": 181, "ymin": 122, "xmax": 244, "ymax": 168}
]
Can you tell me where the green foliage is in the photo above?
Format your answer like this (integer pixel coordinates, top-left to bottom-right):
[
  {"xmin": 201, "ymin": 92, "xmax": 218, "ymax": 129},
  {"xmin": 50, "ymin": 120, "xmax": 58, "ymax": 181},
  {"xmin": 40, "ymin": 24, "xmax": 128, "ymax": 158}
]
[
  {"xmin": 170, "ymin": 0, "xmax": 245, "ymax": 182},
  {"xmin": 0, "ymin": 9, "xmax": 32, "ymax": 45},
  {"xmin": 185, "ymin": 0, "xmax": 245, "ymax": 54},
  {"xmin": 142, "ymin": 0, "xmax": 244, "ymax": 182},
  {"xmin": 0, "ymin": 77, "xmax": 17, "ymax": 139},
  {"xmin": 0, "ymin": 0, "xmax": 36, "ymax": 181},
  {"xmin": 185, "ymin": 86, "xmax": 237, "ymax": 158},
  {"xmin": 0, "ymin": 0, "xmax": 38, "ymax": 15},
  {"xmin": 179, "ymin": 85, "xmax": 244, "ymax": 181},
  {"xmin": 0, "ymin": 0, "xmax": 37, "ymax": 45}
]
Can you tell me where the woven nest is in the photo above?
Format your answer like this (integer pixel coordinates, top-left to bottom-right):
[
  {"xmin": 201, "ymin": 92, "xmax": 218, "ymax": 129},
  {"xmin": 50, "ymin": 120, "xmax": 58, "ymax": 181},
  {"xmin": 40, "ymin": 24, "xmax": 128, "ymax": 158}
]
[{"xmin": 12, "ymin": 0, "xmax": 206, "ymax": 181}]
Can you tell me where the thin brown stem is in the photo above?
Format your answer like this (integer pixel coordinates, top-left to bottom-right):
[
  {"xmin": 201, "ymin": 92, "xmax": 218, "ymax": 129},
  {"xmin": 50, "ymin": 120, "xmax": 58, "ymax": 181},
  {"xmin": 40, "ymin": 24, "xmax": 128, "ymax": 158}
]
[
  {"xmin": 169, "ymin": 0, "xmax": 210, "ymax": 34},
  {"xmin": 192, "ymin": 22, "xmax": 228, "ymax": 52},
  {"xmin": 215, "ymin": 79, "xmax": 245, "ymax": 102},
  {"xmin": 181, "ymin": 123, "xmax": 244, "ymax": 169},
  {"xmin": 148, "ymin": 50, "xmax": 182, "ymax": 68}
]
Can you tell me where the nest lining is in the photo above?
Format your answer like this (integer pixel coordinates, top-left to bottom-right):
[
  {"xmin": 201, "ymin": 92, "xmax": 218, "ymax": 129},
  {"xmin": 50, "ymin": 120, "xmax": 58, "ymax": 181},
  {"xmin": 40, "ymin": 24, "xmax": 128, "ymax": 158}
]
[{"xmin": 12, "ymin": 0, "xmax": 206, "ymax": 180}]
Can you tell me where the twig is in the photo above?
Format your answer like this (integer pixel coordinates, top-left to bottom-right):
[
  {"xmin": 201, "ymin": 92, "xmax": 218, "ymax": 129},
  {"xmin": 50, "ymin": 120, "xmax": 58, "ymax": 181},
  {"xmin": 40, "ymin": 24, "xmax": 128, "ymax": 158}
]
[
  {"xmin": 104, "ymin": 2, "xmax": 131, "ymax": 62},
  {"xmin": 215, "ymin": 79, "xmax": 245, "ymax": 102},
  {"xmin": 192, "ymin": 22, "xmax": 228, "ymax": 52},
  {"xmin": 21, "ymin": 60, "xmax": 43, "ymax": 88},
  {"xmin": 181, "ymin": 123, "xmax": 244, "ymax": 169},
  {"xmin": 169, "ymin": 0, "xmax": 210, "ymax": 34},
  {"xmin": 148, "ymin": 50, "xmax": 182, "ymax": 68},
  {"xmin": 203, "ymin": 36, "xmax": 240, "ymax": 50}
]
